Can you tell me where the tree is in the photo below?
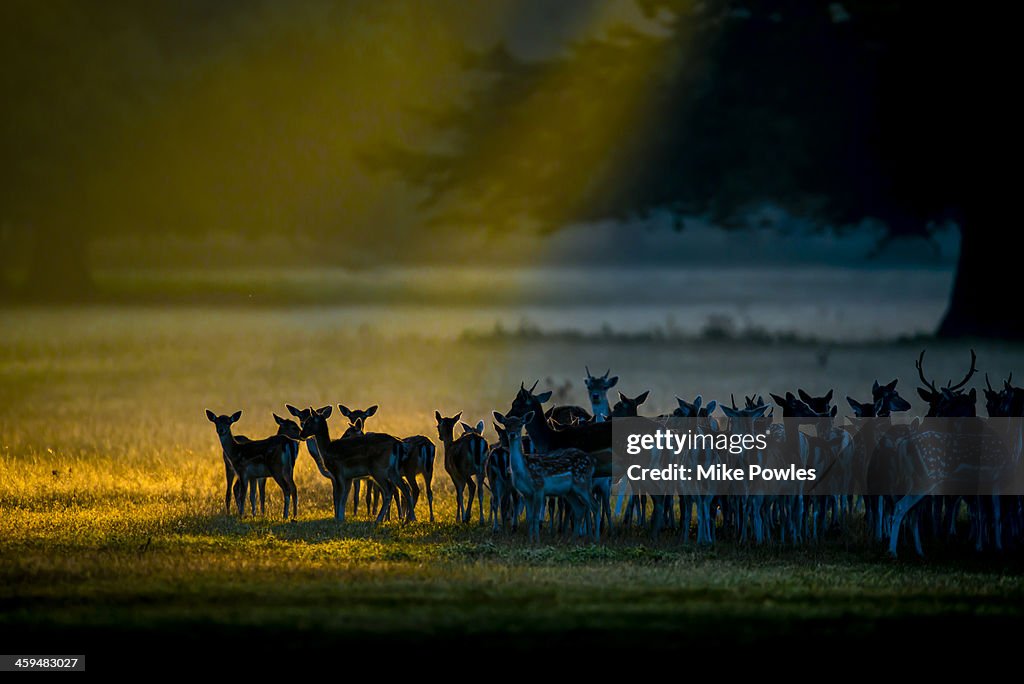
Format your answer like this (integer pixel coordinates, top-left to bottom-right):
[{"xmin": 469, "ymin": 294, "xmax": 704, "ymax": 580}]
[{"xmin": 361, "ymin": 1, "xmax": 1018, "ymax": 338}]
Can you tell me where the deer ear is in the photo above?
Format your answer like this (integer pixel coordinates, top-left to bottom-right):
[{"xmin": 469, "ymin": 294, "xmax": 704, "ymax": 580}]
[
  {"xmin": 353, "ymin": 417, "xmax": 363, "ymax": 431},
  {"xmin": 318, "ymin": 405, "xmax": 333, "ymax": 419},
  {"xmin": 608, "ymin": 376, "xmax": 619, "ymax": 388},
  {"xmin": 824, "ymin": 389, "xmax": 833, "ymax": 402},
  {"xmin": 460, "ymin": 422, "xmax": 473, "ymax": 434},
  {"xmin": 476, "ymin": 420, "xmax": 484, "ymax": 434},
  {"xmin": 846, "ymin": 397, "xmax": 860, "ymax": 410},
  {"xmin": 786, "ymin": 391, "xmax": 796, "ymax": 401},
  {"xmin": 770, "ymin": 394, "xmax": 785, "ymax": 407},
  {"xmin": 676, "ymin": 396, "xmax": 687, "ymax": 408},
  {"xmin": 798, "ymin": 389, "xmax": 812, "ymax": 403},
  {"xmin": 705, "ymin": 400, "xmax": 717, "ymax": 415},
  {"xmin": 286, "ymin": 404, "xmax": 302, "ymax": 418},
  {"xmin": 887, "ymin": 379, "xmax": 898, "ymax": 390},
  {"xmin": 435, "ymin": 410, "xmax": 443, "ymax": 424},
  {"xmin": 492, "ymin": 411, "xmax": 506, "ymax": 425},
  {"xmin": 917, "ymin": 388, "xmax": 935, "ymax": 402},
  {"xmin": 694, "ymin": 395, "xmax": 702, "ymax": 411},
  {"xmin": 454, "ymin": 411, "xmax": 463, "ymax": 422},
  {"xmin": 636, "ymin": 390, "xmax": 650, "ymax": 405},
  {"xmin": 273, "ymin": 413, "xmax": 285, "ymax": 425},
  {"xmin": 829, "ymin": 405, "xmax": 837, "ymax": 417},
  {"xmin": 535, "ymin": 391, "xmax": 552, "ymax": 404},
  {"xmin": 338, "ymin": 404, "xmax": 352, "ymax": 417},
  {"xmin": 366, "ymin": 405, "xmax": 378, "ymax": 417},
  {"xmin": 206, "ymin": 409, "xmax": 217, "ymax": 422},
  {"xmin": 617, "ymin": 391, "xmax": 627, "ymax": 403},
  {"xmin": 229, "ymin": 410, "xmax": 242, "ymax": 423}
]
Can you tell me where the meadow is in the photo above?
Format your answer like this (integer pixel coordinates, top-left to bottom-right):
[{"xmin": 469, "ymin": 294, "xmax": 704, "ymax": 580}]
[{"xmin": 2, "ymin": 306, "xmax": 1023, "ymax": 662}]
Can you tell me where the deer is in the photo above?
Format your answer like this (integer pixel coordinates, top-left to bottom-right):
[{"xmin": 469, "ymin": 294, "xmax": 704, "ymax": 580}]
[
  {"xmin": 610, "ymin": 390, "xmax": 651, "ymax": 418},
  {"xmin": 582, "ymin": 366, "xmax": 618, "ymax": 422},
  {"xmin": 215, "ymin": 424, "xmax": 263, "ymax": 517},
  {"xmin": 297, "ymin": 406, "xmax": 412, "ymax": 523},
  {"xmin": 435, "ymin": 411, "xmax": 487, "ymax": 524},
  {"xmin": 984, "ymin": 373, "xmax": 1024, "ymax": 544},
  {"xmin": 508, "ymin": 381, "xmax": 613, "ymax": 534},
  {"xmin": 335, "ymin": 405, "xmax": 433, "ymax": 521},
  {"xmin": 887, "ymin": 349, "xmax": 983, "ymax": 556},
  {"xmin": 493, "ymin": 411, "xmax": 597, "ymax": 541},
  {"xmin": 205, "ymin": 410, "xmax": 299, "ymax": 519},
  {"xmin": 460, "ymin": 419, "xmax": 489, "ymax": 524},
  {"xmin": 846, "ymin": 379, "xmax": 912, "ymax": 540},
  {"xmin": 487, "ymin": 422, "xmax": 521, "ymax": 533}
]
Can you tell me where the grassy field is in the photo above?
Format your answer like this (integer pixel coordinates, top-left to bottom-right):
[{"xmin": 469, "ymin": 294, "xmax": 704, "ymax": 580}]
[{"xmin": 2, "ymin": 307, "xmax": 1023, "ymax": 664}]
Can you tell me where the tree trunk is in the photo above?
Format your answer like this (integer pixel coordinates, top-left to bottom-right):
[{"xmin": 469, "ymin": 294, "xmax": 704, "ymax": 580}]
[
  {"xmin": 937, "ymin": 209, "xmax": 1023, "ymax": 338},
  {"xmin": 22, "ymin": 228, "xmax": 95, "ymax": 301}
]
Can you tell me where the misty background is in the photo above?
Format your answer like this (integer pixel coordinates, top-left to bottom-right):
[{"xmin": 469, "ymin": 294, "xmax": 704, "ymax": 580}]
[{"xmin": 1, "ymin": 1, "xmax": 993, "ymax": 340}]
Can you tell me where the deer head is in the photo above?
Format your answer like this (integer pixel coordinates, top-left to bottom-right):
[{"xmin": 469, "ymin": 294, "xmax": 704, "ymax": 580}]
[
  {"xmin": 206, "ymin": 409, "xmax": 242, "ymax": 440},
  {"xmin": 492, "ymin": 410, "xmax": 533, "ymax": 446},
  {"xmin": 272, "ymin": 413, "xmax": 302, "ymax": 439},
  {"xmin": 610, "ymin": 390, "xmax": 650, "ymax": 417},
  {"xmin": 460, "ymin": 420, "xmax": 485, "ymax": 436},
  {"xmin": 916, "ymin": 349, "xmax": 978, "ymax": 416},
  {"xmin": 298, "ymin": 405, "xmax": 333, "ymax": 439},
  {"xmin": 797, "ymin": 389, "xmax": 834, "ymax": 415},
  {"xmin": 509, "ymin": 381, "xmax": 552, "ymax": 421},
  {"xmin": 583, "ymin": 367, "xmax": 618, "ymax": 416},
  {"xmin": 434, "ymin": 410, "xmax": 463, "ymax": 442},
  {"xmin": 338, "ymin": 404, "xmax": 378, "ymax": 427}
]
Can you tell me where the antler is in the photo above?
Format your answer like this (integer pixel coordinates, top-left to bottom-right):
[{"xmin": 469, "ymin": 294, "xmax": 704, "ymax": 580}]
[
  {"xmin": 529, "ymin": 379, "xmax": 539, "ymax": 393},
  {"xmin": 986, "ymin": 373, "xmax": 994, "ymax": 392},
  {"xmin": 1006, "ymin": 372, "xmax": 1014, "ymax": 389},
  {"xmin": 603, "ymin": 368, "xmax": 610, "ymax": 379},
  {"xmin": 916, "ymin": 350, "xmax": 937, "ymax": 393},
  {"xmin": 730, "ymin": 393, "xmax": 738, "ymax": 410},
  {"xmin": 946, "ymin": 349, "xmax": 978, "ymax": 391},
  {"xmin": 585, "ymin": 365, "xmax": 592, "ymax": 379}
]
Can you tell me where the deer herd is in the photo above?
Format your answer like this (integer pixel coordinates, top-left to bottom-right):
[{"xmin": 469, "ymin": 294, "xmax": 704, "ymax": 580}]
[{"xmin": 206, "ymin": 354, "xmax": 1024, "ymax": 557}]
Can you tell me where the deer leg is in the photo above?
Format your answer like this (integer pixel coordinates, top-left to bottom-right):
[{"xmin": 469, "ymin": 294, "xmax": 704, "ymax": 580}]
[
  {"xmin": 330, "ymin": 478, "xmax": 344, "ymax": 522},
  {"xmin": 889, "ymin": 494, "xmax": 925, "ymax": 557},
  {"xmin": 352, "ymin": 479, "xmax": 361, "ymax": 517},
  {"xmin": 375, "ymin": 477, "xmax": 396, "ymax": 524},
  {"xmin": 464, "ymin": 476, "xmax": 476, "ymax": 524},
  {"xmin": 477, "ymin": 474, "xmax": 486, "ymax": 526},
  {"xmin": 453, "ymin": 479, "xmax": 464, "ymax": 523},
  {"xmin": 397, "ymin": 477, "xmax": 415, "ymax": 523},
  {"xmin": 232, "ymin": 478, "xmax": 246, "ymax": 517},
  {"xmin": 249, "ymin": 478, "xmax": 258, "ymax": 516},
  {"xmin": 224, "ymin": 460, "xmax": 235, "ymax": 515},
  {"xmin": 258, "ymin": 478, "xmax": 267, "ymax": 516},
  {"xmin": 424, "ymin": 470, "xmax": 435, "ymax": 523}
]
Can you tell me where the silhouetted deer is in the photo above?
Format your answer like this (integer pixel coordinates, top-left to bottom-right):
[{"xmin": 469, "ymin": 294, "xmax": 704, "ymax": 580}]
[
  {"xmin": 298, "ymin": 406, "xmax": 412, "ymax": 523},
  {"xmin": 205, "ymin": 410, "xmax": 299, "ymax": 519},
  {"xmin": 435, "ymin": 411, "xmax": 487, "ymax": 524},
  {"xmin": 493, "ymin": 411, "xmax": 597, "ymax": 541}
]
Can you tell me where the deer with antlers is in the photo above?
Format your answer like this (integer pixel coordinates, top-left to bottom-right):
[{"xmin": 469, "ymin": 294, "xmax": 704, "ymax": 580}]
[
  {"xmin": 509, "ymin": 381, "xmax": 613, "ymax": 534},
  {"xmin": 886, "ymin": 349, "xmax": 995, "ymax": 556}
]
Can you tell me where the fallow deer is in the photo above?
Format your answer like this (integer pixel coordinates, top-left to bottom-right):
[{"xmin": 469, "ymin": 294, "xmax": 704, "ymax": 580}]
[
  {"xmin": 205, "ymin": 410, "xmax": 299, "ymax": 519},
  {"xmin": 297, "ymin": 406, "xmax": 412, "ymax": 523},
  {"xmin": 493, "ymin": 411, "xmax": 597, "ymax": 541},
  {"xmin": 435, "ymin": 411, "xmax": 487, "ymax": 524},
  {"xmin": 461, "ymin": 419, "xmax": 489, "ymax": 524},
  {"xmin": 888, "ymin": 349, "xmax": 982, "ymax": 556},
  {"xmin": 487, "ymin": 423, "xmax": 520, "ymax": 533},
  {"xmin": 508, "ymin": 381, "xmax": 613, "ymax": 533}
]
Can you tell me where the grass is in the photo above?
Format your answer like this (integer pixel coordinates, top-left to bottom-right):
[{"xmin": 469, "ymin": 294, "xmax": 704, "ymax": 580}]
[{"xmin": 1, "ymin": 306, "xmax": 1022, "ymax": 662}]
